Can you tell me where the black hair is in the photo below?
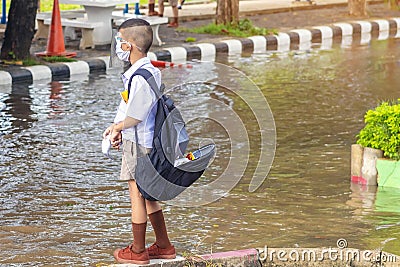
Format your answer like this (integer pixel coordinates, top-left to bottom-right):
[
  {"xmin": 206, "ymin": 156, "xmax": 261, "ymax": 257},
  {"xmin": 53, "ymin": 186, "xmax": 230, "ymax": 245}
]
[
  {"xmin": 118, "ymin": 18, "xmax": 150, "ymax": 30},
  {"xmin": 118, "ymin": 19, "xmax": 153, "ymax": 53}
]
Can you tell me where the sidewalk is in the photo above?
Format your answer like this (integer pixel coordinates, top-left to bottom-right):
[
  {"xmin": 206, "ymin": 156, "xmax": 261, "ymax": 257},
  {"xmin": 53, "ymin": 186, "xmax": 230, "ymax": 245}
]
[
  {"xmin": 28, "ymin": 0, "xmax": 357, "ymax": 57},
  {"xmin": 23, "ymin": 0, "xmax": 392, "ymax": 56},
  {"xmin": 1, "ymin": 0, "xmax": 399, "ymax": 84},
  {"xmin": 151, "ymin": 0, "xmax": 395, "ymax": 50},
  {"xmin": 160, "ymin": 0, "xmax": 366, "ymax": 22}
]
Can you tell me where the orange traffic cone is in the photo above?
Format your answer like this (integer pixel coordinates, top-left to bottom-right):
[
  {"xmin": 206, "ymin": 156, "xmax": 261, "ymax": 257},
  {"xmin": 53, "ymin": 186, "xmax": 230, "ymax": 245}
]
[{"xmin": 36, "ymin": 0, "xmax": 76, "ymax": 57}]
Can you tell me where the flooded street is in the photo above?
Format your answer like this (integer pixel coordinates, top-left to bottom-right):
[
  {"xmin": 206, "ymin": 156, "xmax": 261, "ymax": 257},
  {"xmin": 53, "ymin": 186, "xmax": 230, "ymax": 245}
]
[{"xmin": 1, "ymin": 38, "xmax": 400, "ymax": 266}]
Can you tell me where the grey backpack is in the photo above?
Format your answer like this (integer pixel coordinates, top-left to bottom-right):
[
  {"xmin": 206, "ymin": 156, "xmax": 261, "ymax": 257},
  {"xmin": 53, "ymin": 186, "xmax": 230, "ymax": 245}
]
[{"xmin": 128, "ymin": 68, "xmax": 215, "ymax": 201}]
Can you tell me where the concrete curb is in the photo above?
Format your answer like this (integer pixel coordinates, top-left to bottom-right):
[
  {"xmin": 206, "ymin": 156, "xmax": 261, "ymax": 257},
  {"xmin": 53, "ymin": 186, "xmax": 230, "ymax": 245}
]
[
  {"xmin": 0, "ymin": 17, "xmax": 399, "ymax": 85},
  {"xmin": 0, "ymin": 56, "xmax": 108, "ymax": 85},
  {"xmin": 149, "ymin": 17, "xmax": 400, "ymax": 62},
  {"xmin": 107, "ymin": 249, "xmax": 260, "ymax": 267},
  {"xmin": 108, "ymin": 256, "xmax": 186, "ymax": 267},
  {"xmin": 105, "ymin": 247, "xmax": 400, "ymax": 266}
]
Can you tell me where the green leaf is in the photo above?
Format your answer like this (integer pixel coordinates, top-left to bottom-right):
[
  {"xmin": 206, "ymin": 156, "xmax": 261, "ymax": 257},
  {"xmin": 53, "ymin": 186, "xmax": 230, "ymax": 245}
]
[{"xmin": 357, "ymin": 100, "xmax": 400, "ymax": 160}]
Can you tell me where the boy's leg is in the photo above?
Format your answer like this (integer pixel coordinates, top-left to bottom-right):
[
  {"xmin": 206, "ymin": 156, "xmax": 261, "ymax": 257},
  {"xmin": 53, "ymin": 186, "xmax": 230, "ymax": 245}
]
[
  {"xmin": 172, "ymin": 6, "xmax": 179, "ymax": 25},
  {"xmin": 129, "ymin": 180, "xmax": 148, "ymax": 253},
  {"xmin": 158, "ymin": 0, "xmax": 164, "ymax": 17},
  {"xmin": 172, "ymin": 5, "xmax": 178, "ymax": 19},
  {"xmin": 145, "ymin": 199, "xmax": 162, "ymax": 214},
  {"xmin": 148, "ymin": 0, "xmax": 159, "ymax": 16},
  {"xmin": 146, "ymin": 200, "xmax": 176, "ymax": 259},
  {"xmin": 114, "ymin": 142, "xmax": 150, "ymax": 264},
  {"xmin": 113, "ymin": 180, "xmax": 150, "ymax": 264},
  {"xmin": 146, "ymin": 201, "xmax": 171, "ymax": 248},
  {"xmin": 167, "ymin": 1, "xmax": 179, "ymax": 27}
]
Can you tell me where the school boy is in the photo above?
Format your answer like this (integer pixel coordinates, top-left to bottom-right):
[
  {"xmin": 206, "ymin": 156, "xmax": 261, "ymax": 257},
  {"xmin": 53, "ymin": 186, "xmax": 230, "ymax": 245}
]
[{"xmin": 102, "ymin": 18, "xmax": 176, "ymax": 264}]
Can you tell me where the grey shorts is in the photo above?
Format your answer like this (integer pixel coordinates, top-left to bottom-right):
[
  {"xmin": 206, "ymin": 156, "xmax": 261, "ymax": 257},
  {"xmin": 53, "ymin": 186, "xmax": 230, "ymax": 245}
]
[
  {"xmin": 168, "ymin": 0, "xmax": 178, "ymax": 7},
  {"xmin": 120, "ymin": 139, "xmax": 150, "ymax": 181}
]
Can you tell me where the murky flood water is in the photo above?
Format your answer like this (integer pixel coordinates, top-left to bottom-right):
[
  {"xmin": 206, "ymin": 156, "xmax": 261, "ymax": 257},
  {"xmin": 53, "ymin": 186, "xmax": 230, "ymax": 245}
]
[{"xmin": 1, "ymin": 38, "xmax": 400, "ymax": 266}]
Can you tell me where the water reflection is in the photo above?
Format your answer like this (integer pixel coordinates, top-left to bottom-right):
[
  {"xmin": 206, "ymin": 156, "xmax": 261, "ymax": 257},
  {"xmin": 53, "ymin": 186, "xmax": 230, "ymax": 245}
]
[
  {"xmin": 347, "ymin": 183, "xmax": 400, "ymax": 252},
  {"xmin": 375, "ymin": 187, "xmax": 400, "ymax": 214},
  {"xmin": 0, "ymin": 84, "xmax": 36, "ymax": 135},
  {"xmin": 347, "ymin": 183, "xmax": 377, "ymax": 215}
]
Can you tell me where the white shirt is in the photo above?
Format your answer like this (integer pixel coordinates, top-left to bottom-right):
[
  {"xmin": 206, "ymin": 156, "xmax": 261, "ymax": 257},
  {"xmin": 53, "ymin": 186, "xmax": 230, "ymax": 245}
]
[{"xmin": 113, "ymin": 57, "xmax": 161, "ymax": 148}]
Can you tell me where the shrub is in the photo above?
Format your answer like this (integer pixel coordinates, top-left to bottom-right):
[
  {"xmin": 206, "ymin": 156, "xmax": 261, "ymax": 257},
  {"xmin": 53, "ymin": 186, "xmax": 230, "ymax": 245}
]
[{"xmin": 357, "ymin": 100, "xmax": 400, "ymax": 160}]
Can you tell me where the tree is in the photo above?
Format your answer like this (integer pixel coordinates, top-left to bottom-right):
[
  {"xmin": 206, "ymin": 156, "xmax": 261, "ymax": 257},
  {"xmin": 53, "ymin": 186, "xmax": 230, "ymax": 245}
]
[
  {"xmin": 348, "ymin": 0, "xmax": 367, "ymax": 16},
  {"xmin": 386, "ymin": 0, "xmax": 400, "ymax": 10},
  {"xmin": 349, "ymin": 0, "xmax": 399, "ymax": 16},
  {"xmin": 1, "ymin": 0, "xmax": 38, "ymax": 60},
  {"xmin": 216, "ymin": 0, "xmax": 239, "ymax": 25}
]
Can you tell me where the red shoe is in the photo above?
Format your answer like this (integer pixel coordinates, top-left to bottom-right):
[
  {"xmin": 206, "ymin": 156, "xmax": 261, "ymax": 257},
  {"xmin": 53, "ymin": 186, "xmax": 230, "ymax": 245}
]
[
  {"xmin": 113, "ymin": 244, "xmax": 150, "ymax": 264},
  {"xmin": 167, "ymin": 22, "xmax": 179, "ymax": 28},
  {"xmin": 147, "ymin": 243, "xmax": 176, "ymax": 259}
]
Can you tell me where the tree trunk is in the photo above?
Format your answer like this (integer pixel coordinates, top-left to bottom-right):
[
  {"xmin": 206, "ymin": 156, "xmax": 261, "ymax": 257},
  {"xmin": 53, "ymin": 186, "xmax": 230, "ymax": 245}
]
[
  {"xmin": 387, "ymin": 0, "xmax": 400, "ymax": 10},
  {"xmin": 348, "ymin": 0, "xmax": 367, "ymax": 16},
  {"xmin": 1, "ymin": 0, "xmax": 38, "ymax": 60},
  {"xmin": 216, "ymin": 0, "xmax": 239, "ymax": 25}
]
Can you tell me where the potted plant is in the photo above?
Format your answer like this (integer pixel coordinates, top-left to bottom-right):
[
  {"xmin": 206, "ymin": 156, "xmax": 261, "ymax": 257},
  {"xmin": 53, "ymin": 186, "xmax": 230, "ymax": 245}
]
[{"xmin": 351, "ymin": 100, "xmax": 400, "ymax": 188}]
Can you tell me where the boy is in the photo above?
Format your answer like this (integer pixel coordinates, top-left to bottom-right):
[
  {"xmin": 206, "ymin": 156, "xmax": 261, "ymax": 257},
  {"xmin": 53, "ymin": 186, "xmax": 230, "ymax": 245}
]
[{"xmin": 102, "ymin": 18, "xmax": 176, "ymax": 264}]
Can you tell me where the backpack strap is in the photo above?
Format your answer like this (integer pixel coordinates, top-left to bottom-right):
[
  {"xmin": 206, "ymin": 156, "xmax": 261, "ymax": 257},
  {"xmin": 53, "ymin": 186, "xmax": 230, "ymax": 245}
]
[
  {"xmin": 128, "ymin": 68, "xmax": 162, "ymax": 99},
  {"xmin": 127, "ymin": 67, "xmax": 174, "ymax": 110},
  {"xmin": 127, "ymin": 68, "xmax": 164, "ymax": 146}
]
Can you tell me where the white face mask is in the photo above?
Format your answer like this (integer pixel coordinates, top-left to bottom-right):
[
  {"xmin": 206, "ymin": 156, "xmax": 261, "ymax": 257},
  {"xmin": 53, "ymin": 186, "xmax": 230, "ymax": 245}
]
[{"xmin": 115, "ymin": 39, "xmax": 131, "ymax": 62}]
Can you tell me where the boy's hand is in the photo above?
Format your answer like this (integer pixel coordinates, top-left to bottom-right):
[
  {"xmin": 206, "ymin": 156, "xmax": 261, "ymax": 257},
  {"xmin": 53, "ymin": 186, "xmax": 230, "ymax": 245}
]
[
  {"xmin": 103, "ymin": 124, "xmax": 122, "ymax": 150},
  {"xmin": 103, "ymin": 124, "xmax": 115, "ymax": 139},
  {"xmin": 111, "ymin": 129, "xmax": 122, "ymax": 150}
]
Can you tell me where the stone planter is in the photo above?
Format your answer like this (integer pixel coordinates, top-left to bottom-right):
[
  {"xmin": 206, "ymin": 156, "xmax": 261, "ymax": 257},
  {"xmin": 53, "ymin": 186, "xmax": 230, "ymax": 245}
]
[
  {"xmin": 351, "ymin": 144, "xmax": 383, "ymax": 186},
  {"xmin": 351, "ymin": 144, "xmax": 400, "ymax": 188},
  {"xmin": 376, "ymin": 158, "xmax": 400, "ymax": 189}
]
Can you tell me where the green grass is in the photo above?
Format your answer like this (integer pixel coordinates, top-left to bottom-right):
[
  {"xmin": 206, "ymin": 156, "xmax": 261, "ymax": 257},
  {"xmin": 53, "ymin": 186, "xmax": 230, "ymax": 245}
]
[
  {"xmin": 41, "ymin": 56, "xmax": 77, "ymax": 63},
  {"xmin": 3, "ymin": 1, "xmax": 81, "ymax": 12},
  {"xmin": 185, "ymin": 37, "xmax": 197, "ymax": 42},
  {"xmin": 41, "ymin": 2, "xmax": 82, "ymax": 12},
  {"xmin": 179, "ymin": 18, "xmax": 277, "ymax": 38},
  {"xmin": 23, "ymin": 58, "xmax": 41, "ymax": 66}
]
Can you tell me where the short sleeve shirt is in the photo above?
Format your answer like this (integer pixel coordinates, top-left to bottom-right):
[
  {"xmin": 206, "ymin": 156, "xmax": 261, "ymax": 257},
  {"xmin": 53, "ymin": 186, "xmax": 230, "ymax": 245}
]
[{"xmin": 113, "ymin": 57, "xmax": 161, "ymax": 148}]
